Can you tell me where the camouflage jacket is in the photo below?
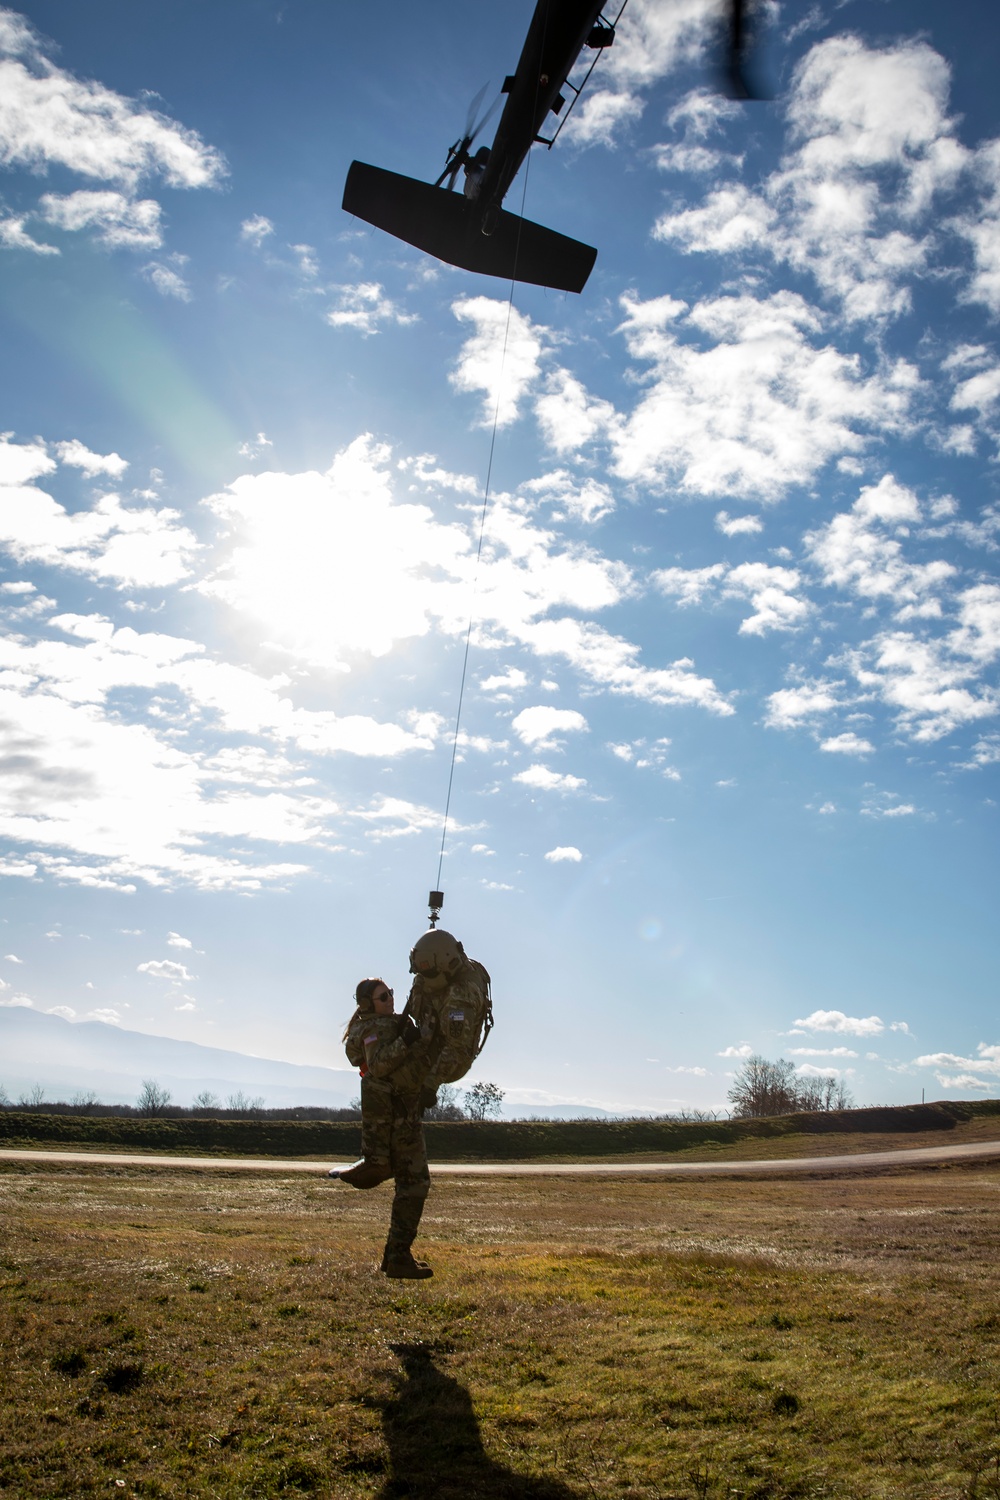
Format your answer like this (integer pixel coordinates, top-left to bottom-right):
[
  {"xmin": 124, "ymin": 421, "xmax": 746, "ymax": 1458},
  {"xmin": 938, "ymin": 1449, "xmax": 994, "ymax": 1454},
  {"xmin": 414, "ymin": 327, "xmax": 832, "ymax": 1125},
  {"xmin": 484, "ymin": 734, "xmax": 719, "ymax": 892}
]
[
  {"xmin": 404, "ymin": 958, "xmax": 492, "ymax": 1087},
  {"xmin": 344, "ymin": 1011, "xmax": 432, "ymax": 1096}
]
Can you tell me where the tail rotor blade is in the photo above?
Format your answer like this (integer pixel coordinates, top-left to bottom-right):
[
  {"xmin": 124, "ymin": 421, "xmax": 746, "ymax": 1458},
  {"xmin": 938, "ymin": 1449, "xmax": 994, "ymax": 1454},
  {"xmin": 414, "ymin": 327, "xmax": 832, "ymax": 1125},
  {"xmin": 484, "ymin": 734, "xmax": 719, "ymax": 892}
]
[
  {"xmin": 464, "ymin": 82, "xmax": 489, "ymax": 140},
  {"xmin": 722, "ymin": 0, "xmax": 767, "ymax": 101},
  {"xmin": 468, "ymin": 91, "xmax": 502, "ymax": 146}
]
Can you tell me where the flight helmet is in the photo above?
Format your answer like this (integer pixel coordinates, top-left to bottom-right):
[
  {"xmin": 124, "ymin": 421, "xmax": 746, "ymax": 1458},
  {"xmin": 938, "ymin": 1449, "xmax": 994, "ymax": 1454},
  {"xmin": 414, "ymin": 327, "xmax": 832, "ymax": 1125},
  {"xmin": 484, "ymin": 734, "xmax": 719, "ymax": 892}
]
[{"xmin": 409, "ymin": 928, "xmax": 465, "ymax": 988}]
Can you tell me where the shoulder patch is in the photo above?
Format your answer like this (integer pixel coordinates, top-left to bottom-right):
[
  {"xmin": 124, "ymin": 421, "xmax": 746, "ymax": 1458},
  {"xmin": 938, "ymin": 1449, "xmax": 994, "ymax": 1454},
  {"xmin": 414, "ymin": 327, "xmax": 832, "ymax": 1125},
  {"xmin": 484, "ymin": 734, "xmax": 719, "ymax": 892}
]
[{"xmin": 364, "ymin": 1033, "xmax": 377, "ymax": 1045}]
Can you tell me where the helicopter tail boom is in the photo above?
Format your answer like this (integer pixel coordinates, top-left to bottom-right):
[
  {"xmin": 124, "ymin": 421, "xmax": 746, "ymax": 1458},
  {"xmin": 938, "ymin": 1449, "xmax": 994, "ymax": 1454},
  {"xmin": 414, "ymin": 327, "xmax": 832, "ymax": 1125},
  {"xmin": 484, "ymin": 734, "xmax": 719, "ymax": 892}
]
[{"xmin": 343, "ymin": 161, "xmax": 596, "ymax": 294}]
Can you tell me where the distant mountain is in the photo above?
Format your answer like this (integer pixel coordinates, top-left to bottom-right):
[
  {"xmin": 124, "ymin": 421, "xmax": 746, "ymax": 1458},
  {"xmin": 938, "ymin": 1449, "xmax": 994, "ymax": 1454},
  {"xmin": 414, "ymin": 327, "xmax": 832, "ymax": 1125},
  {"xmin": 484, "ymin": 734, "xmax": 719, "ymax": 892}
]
[
  {"xmin": 0, "ymin": 1007, "xmax": 357, "ymax": 1110},
  {"xmin": 506, "ymin": 1103, "xmax": 615, "ymax": 1120}
]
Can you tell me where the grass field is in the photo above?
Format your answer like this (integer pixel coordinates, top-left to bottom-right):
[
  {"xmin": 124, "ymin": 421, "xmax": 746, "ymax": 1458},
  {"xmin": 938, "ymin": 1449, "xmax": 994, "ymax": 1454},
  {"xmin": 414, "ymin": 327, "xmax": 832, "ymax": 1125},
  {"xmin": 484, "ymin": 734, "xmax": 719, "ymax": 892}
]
[{"xmin": 2, "ymin": 1159, "xmax": 999, "ymax": 1499}]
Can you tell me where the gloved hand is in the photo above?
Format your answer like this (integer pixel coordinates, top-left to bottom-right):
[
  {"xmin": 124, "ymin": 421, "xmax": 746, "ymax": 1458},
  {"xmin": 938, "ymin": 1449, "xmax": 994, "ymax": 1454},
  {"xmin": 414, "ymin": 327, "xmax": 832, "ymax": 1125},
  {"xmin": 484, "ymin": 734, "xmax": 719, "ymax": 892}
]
[{"xmin": 401, "ymin": 1016, "xmax": 421, "ymax": 1048}]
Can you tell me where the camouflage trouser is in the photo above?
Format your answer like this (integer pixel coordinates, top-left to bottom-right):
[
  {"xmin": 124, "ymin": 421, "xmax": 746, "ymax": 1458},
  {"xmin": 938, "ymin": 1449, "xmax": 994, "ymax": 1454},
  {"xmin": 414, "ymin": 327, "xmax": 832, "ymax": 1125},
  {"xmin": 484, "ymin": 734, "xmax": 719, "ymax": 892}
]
[
  {"xmin": 360, "ymin": 1075, "xmax": 394, "ymax": 1165},
  {"xmin": 384, "ymin": 1089, "xmax": 430, "ymax": 1258}
]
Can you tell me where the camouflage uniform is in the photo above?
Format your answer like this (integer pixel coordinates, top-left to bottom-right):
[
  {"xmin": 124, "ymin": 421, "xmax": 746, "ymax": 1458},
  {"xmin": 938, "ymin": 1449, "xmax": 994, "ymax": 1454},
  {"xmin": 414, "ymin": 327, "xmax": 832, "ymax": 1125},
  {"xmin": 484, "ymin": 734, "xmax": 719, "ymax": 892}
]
[
  {"xmin": 343, "ymin": 1009, "xmax": 435, "ymax": 1260},
  {"xmin": 404, "ymin": 957, "xmax": 491, "ymax": 1090}
]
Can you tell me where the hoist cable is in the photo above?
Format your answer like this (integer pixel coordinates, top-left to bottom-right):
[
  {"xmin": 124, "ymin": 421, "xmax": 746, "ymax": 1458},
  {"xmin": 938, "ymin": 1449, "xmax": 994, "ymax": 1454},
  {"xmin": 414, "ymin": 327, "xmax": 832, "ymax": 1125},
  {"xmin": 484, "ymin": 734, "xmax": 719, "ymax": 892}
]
[{"xmin": 433, "ymin": 155, "xmax": 536, "ymax": 893}]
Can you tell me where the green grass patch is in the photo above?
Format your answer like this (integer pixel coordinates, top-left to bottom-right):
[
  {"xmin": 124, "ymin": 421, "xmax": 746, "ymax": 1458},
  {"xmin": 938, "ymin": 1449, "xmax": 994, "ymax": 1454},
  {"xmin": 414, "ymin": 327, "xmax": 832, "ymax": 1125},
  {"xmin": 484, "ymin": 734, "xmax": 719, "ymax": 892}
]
[{"xmin": 1, "ymin": 1160, "xmax": 999, "ymax": 1496}]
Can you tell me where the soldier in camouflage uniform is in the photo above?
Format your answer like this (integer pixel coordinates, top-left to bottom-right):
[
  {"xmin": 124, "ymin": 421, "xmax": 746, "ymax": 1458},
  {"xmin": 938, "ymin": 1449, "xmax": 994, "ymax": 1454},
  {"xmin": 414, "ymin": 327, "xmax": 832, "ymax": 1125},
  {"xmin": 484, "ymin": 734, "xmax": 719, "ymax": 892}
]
[
  {"xmin": 404, "ymin": 929, "xmax": 492, "ymax": 1102},
  {"xmin": 332, "ymin": 977, "xmax": 440, "ymax": 1280}
]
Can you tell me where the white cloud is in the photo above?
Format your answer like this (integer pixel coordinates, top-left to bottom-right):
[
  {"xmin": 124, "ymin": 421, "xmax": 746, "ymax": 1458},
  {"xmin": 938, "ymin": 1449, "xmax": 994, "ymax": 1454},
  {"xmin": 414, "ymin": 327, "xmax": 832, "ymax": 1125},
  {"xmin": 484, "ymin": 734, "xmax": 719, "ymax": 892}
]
[
  {"xmin": 717, "ymin": 1043, "xmax": 753, "ymax": 1058},
  {"xmin": 513, "ymin": 764, "xmax": 587, "ymax": 793},
  {"xmin": 535, "ymin": 373, "xmax": 617, "ymax": 456},
  {"xmin": 46, "ymin": 1005, "xmax": 76, "ymax": 1019},
  {"xmin": 166, "ymin": 931, "xmax": 192, "ymax": 949},
  {"xmin": 725, "ymin": 562, "xmax": 811, "ymax": 636},
  {"xmin": 766, "ymin": 678, "xmax": 844, "ymax": 729},
  {"xmin": 788, "ymin": 1046, "xmax": 858, "ymax": 1057},
  {"xmin": 860, "ymin": 793, "xmax": 918, "ymax": 818},
  {"xmin": 143, "ymin": 260, "xmax": 191, "ymax": 300},
  {"xmin": 326, "ymin": 281, "xmax": 418, "ymax": 336},
  {"xmin": 655, "ymin": 184, "xmax": 776, "ymax": 255},
  {"xmin": 806, "ymin": 475, "xmax": 956, "ymax": 619},
  {"xmin": 238, "ymin": 432, "xmax": 273, "ymax": 460},
  {"xmin": 4, "ymin": 953, "xmax": 23, "ymax": 962},
  {"xmin": 544, "ymin": 846, "xmax": 583, "ymax": 863},
  {"xmin": 450, "ymin": 297, "xmax": 545, "ymax": 427},
  {"xmin": 0, "ymin": 213, "xmax": 56, "ymax": 253},
  {"xmin": 957, "ymin": 141, "xmax": 1000, "ymax": 314},
  {"xmin": 0, "ymin": 993, "xmax": 32, "ymax": 1008},
  {"xmin": 914, "ymin": 1043, "xmax": 1000, "ymax": 1079},
  {"xmin": 523, "ymin": 468, "xmax": 616, "ymax": 524},
  {"xmin": 202, "ymin": 436, "xmax": 729, "ymax": 716},
  {"xmin": 0, "ymin": 434, "xmax": 197, "ymax": 586},
  {"xmin": 841, "ymin": 599, "xmax": 1000, "ymax": 744},
  {"xmin": 793, "ymin": 1009, "xmax": 885, "ymax": 1037},
  {"xmin": 653, "ymin": 563, "xmax": 726, "ymax": 607},
  {"xmin": 480, "ymin": 667, "xmax": 528, "ymax": 698},
  {"xmin": 511, "ymin": 705, "xmax": 588, "ymax": 751},
  {"xmin": 560, "ymin": 87, "xmax": 644, "ymax": 148},
  {"xmin": 39, "ymin": 190, "xmax": 162, "ymax": 248},
  {"xmin": 716, "ymin": 511, "xmax": 763, "ymax": 537},
  {"xmin": 584, "ymin": 0, "xmax": 717, "ymax": 92},
  {"xmin": 517, "ymin": 616, "xmax": 732, "ymax": 714},
  {"xmin": 656, "ymin": 560, "xmax": 810, "ymax": 635},
  {"xmin": 54, "ymin": 439, "xmax": 128, "ymax": 478},
  {"xmin": 0, "ymin": 672, "xmax": 329, "ymax": 891},
  {"xmin": 138, "ymin": 958, "xmax": 192, "ymax": 983},
  {"xmin": 85, "ymin": 1008, "xmax": 121, "ymax": 1025},
  {"xmin": 240, "ymin": 214, "xmax": 274, "ymax": 245},
  {"xmin": 350, "ymin": 795, "xmax": 459, "ymax": 840},
  {"xmin": 656, "ymin": 36, "xmax": 967, "ymax": 323},
  {"xmin": 820, "ymin": 732, "xmax": 874, "ymax": 755},
  {"xmin": 0, "ymin": 17, "xmax": 224, "ymax": 190},
  {"xmin": 610, "ymin": 291, "xmax": 917, "ymax": 500},
  {"xmin": 959, "ymin": 732, "xmax": 1000, "ymax": 769}
]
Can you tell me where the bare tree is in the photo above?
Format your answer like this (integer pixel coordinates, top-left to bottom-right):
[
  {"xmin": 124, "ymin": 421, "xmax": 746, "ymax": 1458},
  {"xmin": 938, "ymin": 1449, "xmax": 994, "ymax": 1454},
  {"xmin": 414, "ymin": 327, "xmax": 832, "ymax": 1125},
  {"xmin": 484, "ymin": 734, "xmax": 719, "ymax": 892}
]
[
  {"xmin": 463, "ymin": 1081, "xmax": 504, "ymax": 1121},
  {"xmin": 0, "ymin": 1082, "xmax": 9, "ymax": 1107},
  {"xmin": 192, "ymin": 1090, "xmax": 219, "ymax": 1112},
  {"xmin": 727, "ymin": 1056, "xmax": 799, "ymax": 1118},
  {"xmin": 728, "ymin": 1055, "xmax": 855, "ymax": 1118},
  {"xmin": 423, "ymin": 1083, "xmax": 466, "ymax": 1121},
  {"xmin": 796, "ymin": 1074, "xmax": 854, "ymax": 1112},
  {"xmin": 18, "ymin": 1083, "xmax": 46, "ymax": 1109},
  {"xmin": 70, "ymin": 1089, "xmax": 99, "ymax": 1114},
  {"xmin": 226, "ymin": 1091, "xmax": 264, "ymax": 1116},
  {"xmin": 137, "ymin": 1079, "xmax": 171, "ymax": 1116}
]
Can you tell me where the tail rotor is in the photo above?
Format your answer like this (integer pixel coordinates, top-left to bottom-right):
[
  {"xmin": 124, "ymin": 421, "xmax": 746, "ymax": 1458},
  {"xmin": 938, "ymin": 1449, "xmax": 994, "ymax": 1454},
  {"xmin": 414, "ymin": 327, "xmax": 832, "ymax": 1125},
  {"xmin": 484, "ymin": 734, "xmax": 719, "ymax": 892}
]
[{"xmin": 435, "ymin": 82, "xmax": 502, "ymax": 190}]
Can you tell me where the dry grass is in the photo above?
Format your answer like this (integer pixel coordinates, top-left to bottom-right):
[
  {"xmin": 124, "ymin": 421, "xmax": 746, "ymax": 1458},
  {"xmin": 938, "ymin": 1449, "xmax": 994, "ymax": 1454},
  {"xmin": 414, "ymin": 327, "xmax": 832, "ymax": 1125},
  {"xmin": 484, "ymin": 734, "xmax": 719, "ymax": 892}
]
[{"xmin": 1, "ymin": 1160, "xmax": 999, "ymax": 1498}]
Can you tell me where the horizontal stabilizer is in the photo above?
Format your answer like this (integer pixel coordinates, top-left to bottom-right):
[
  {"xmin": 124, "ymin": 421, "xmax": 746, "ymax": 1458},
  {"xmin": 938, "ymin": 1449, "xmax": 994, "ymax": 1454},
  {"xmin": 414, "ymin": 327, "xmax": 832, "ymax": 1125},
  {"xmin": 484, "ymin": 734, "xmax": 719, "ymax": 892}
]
[{"xmin": 343, "ymin": 161, "xmax": 596, "ymax": 294}]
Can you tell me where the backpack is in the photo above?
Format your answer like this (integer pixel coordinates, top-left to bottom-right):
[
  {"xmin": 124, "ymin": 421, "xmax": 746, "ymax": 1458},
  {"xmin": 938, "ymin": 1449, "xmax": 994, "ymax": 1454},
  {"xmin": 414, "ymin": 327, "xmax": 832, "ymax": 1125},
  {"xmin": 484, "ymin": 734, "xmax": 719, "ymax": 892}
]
[{"xmin": 405, "ymin": 959, "xmax": 493, "ymax": 1089}]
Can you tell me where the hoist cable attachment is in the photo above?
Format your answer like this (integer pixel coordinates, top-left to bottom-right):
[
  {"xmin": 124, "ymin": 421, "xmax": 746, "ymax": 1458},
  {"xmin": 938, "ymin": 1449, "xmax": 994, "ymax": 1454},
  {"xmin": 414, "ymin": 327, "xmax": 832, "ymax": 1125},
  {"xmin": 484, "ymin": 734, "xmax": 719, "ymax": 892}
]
[{"xmin": 428, "ymin": 890, "xmax": 444, "ymax": 929}]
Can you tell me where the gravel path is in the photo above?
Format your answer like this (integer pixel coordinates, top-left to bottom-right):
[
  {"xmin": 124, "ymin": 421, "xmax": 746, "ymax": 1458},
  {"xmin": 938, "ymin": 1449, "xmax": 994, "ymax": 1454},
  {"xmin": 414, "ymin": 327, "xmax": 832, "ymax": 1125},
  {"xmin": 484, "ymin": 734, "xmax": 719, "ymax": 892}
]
[{"xmin": 3, "ymin": 1139, "xmax": 1000, "ymax": 1176}]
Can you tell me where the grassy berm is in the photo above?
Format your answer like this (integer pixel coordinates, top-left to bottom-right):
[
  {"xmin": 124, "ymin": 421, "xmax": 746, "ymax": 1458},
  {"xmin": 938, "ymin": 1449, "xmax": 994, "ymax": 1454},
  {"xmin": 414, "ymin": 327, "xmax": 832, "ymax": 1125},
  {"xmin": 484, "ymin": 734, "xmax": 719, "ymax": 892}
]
[{"xmin": 2, "ymin": 1161, "xmax": 1000, "ymax": 1499}]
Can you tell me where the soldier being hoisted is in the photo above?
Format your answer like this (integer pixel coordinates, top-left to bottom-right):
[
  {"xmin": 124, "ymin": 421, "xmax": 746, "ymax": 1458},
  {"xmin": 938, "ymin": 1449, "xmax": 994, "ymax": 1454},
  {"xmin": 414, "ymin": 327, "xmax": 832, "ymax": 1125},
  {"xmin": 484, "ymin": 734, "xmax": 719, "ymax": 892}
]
[{"xmin": 331, "ymin": 929, "xmax": 492, "ymax": 1280}]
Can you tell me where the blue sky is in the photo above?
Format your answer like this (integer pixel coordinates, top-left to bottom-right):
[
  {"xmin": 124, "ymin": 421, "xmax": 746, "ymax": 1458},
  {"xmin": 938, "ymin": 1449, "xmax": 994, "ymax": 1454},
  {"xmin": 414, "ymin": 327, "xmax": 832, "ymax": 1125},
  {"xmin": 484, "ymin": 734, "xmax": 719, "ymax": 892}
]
[{"xmin": 1, "ymin": 0, "xmax": 998, "ymax": 1113}]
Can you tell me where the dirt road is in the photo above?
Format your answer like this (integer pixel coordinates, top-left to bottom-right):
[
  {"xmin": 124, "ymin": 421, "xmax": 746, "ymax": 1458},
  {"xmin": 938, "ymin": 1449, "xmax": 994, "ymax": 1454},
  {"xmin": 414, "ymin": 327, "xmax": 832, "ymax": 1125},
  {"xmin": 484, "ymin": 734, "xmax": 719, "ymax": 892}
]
[{"xmin": 3, "ymin": 1138, "xmax": 1000, "ymax": 1176}]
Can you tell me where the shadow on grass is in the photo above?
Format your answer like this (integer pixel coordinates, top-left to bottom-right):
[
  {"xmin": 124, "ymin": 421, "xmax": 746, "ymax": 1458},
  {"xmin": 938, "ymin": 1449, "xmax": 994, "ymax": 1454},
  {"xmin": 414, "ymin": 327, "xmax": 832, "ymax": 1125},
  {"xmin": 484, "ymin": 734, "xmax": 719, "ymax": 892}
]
[{"xmin": 376, "ymin": 1341, "xmax": 579, "ymax": 1500}]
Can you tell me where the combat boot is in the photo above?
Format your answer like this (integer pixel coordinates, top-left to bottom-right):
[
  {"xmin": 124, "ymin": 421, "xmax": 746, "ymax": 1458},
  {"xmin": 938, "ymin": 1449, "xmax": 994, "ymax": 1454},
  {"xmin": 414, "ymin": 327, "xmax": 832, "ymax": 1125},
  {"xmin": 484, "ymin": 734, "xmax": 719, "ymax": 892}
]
[
  {"xmin": 380, "ymin": 1248, "xmax": 433, "ymax": 1279},
  {"xmin": 330, "ymin": 1158, "xmax": 393, "ymax": 1189}
]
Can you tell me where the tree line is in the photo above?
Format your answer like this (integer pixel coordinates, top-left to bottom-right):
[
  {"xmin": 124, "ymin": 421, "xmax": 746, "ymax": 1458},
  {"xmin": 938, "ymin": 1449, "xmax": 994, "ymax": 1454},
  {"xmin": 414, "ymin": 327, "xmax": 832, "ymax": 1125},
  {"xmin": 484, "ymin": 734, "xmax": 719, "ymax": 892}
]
[
  {"xmin": 727, "ymin": 1055, "xmax": 854, "ymax": 1117},
  {"xmin": 3, "ymin": 1062, "xmax": 854, "ymax": 1122},
  {"xmin": 0, "ymin": 1078, "xmax": 508, "ymax": 1122}
]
